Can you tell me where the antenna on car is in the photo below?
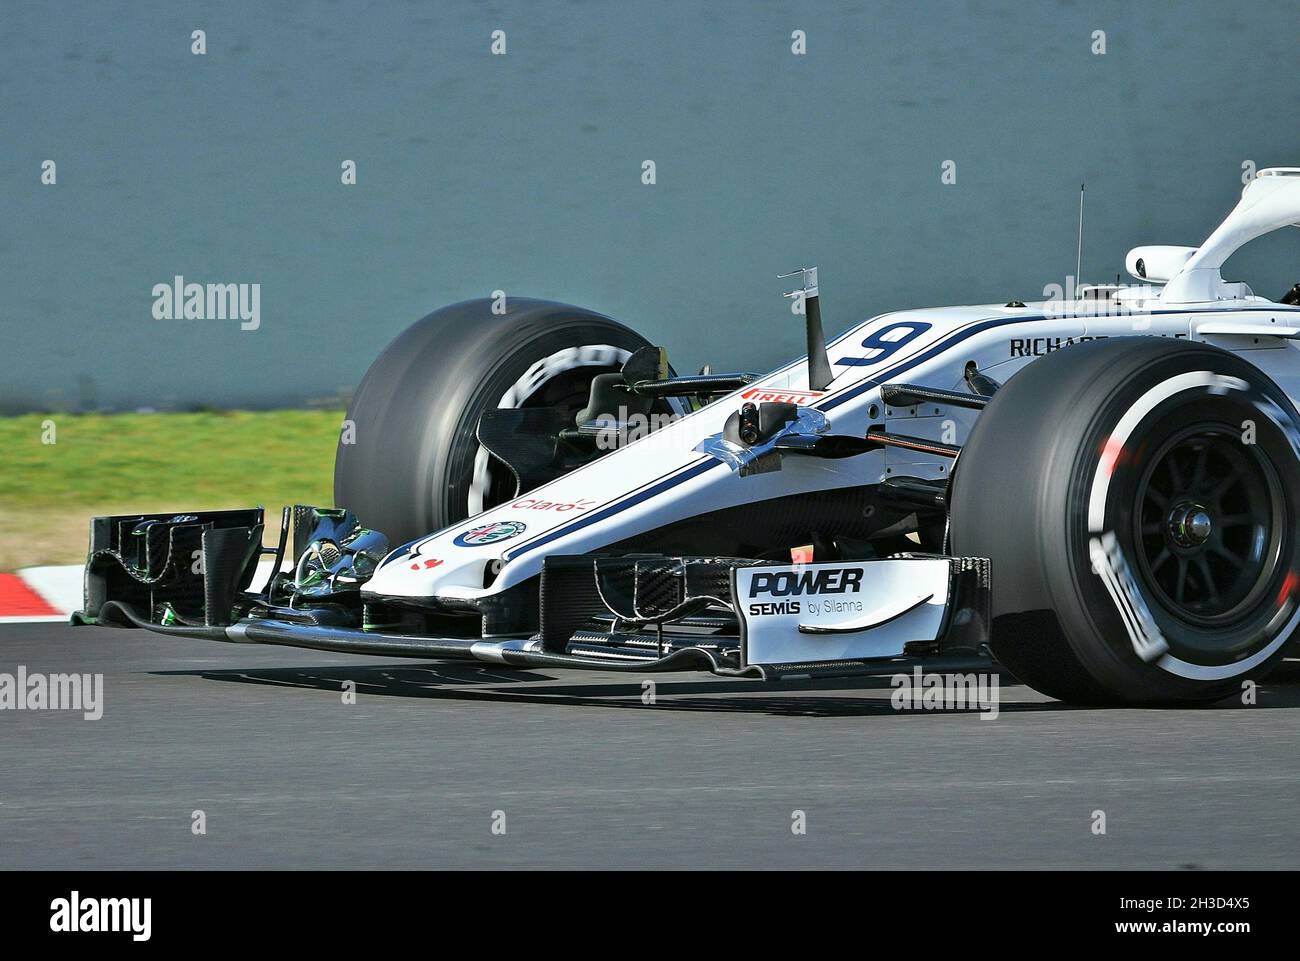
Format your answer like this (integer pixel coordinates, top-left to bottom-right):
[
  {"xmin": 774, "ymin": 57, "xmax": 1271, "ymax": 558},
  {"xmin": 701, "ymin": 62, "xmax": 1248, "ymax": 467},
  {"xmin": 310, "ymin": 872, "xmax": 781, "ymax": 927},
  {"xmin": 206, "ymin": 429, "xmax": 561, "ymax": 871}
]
[
  {"xmin": 1075, "ymin": 183, "xmax": 1085, "ymax": 287},
  {"xmin": 779, "ymin": 266, "xmax": 833, "ymax": 391}
]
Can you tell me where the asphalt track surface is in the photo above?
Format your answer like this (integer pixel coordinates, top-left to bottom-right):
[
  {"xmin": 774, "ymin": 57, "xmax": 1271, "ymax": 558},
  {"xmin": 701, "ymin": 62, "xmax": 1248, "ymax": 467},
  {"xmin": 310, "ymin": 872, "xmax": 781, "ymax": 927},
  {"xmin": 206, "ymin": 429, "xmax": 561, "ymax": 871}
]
[{"xmin": 2, "ymin": 622, "xmax": 1299, "ymax": 869}]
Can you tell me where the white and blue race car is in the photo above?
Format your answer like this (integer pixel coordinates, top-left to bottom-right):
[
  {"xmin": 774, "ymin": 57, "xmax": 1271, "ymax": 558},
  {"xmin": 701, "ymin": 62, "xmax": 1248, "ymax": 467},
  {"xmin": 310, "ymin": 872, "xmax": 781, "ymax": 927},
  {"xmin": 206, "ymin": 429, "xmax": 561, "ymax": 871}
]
[{"xmin": 77, "ymin": 167, "xmax": 1300, "ymax": 705}]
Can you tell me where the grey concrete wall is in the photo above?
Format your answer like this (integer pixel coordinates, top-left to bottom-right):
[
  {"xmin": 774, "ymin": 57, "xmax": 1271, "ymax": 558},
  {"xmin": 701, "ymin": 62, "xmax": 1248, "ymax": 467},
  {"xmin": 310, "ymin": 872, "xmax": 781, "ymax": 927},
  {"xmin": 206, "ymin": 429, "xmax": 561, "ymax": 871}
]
[{"xmin": 2, "ymin": 0, "xmax": 1296, "ymax": 412}]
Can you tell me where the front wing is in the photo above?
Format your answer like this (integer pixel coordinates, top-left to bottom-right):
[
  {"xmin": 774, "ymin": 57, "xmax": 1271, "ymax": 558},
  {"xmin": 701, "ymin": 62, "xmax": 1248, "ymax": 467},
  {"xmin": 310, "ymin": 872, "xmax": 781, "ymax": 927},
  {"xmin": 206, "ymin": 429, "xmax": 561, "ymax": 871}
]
[{"xmin": 74, "ymin": 507, "xmax": 992, "ymax": 681}]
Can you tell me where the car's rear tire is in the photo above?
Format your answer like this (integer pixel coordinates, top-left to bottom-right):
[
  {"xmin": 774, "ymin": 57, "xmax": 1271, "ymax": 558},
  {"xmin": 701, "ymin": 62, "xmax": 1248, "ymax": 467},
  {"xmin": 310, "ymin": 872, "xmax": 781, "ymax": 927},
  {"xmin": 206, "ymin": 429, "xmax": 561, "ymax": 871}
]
[
  {"xmin": 949, "ymin": 337, "xmax": 1300, "ymax": 704},
  {"xmin": 334, "ymin": 298, "xmax": 657, "ymax": 548}
]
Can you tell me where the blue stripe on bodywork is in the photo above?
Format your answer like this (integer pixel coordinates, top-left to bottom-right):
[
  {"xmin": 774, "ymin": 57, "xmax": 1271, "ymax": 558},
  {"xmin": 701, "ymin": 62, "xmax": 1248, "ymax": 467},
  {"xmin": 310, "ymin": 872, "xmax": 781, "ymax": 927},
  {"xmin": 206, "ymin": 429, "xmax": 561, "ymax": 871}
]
[{"xmin": 506, "ymin": 458, "xmax": 718, "ymax": 559}]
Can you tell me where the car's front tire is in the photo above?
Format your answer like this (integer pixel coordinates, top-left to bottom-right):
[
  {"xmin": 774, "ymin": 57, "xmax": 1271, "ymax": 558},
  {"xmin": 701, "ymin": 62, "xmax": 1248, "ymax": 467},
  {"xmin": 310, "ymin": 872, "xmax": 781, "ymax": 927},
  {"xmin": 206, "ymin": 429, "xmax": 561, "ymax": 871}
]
[
  {"xmin": 333, "ymin": 298, "xmax": 658, "ymax": 548},
  {"xmin": 949, "ymin": 337, "xmax": 1300, "ymax": 704}
]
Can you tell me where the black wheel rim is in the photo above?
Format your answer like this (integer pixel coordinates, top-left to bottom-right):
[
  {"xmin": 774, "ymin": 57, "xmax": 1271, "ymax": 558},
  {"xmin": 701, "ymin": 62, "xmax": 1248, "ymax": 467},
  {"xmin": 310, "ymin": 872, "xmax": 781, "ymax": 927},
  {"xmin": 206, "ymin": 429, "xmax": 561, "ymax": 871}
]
[{"xmin": 1133, "ymin": 424, "xmax": 1284, "ymax": 625}]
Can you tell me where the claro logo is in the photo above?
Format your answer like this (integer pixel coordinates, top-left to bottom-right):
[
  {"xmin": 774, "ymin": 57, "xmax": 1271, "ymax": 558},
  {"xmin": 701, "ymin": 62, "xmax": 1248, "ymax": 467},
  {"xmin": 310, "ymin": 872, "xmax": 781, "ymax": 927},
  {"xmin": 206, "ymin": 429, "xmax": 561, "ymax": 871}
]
[{"xmin": 747, "ymin": 567, "xmax": 863, "ymax": 598}]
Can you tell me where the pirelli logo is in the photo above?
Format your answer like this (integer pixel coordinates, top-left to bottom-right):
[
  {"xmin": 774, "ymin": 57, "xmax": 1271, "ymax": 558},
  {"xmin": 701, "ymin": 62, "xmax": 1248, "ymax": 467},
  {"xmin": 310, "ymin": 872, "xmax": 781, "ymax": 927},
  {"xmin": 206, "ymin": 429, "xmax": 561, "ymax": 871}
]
[{"xmin": 739, "ymin": 388, "xmax": 825, "ymax": 404}]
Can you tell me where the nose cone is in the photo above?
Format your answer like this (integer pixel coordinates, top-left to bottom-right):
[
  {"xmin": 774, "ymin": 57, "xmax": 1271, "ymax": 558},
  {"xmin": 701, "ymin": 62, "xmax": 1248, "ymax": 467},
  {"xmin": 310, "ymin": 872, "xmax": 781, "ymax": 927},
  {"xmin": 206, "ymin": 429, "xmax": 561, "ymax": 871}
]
[{"xmin": 364, "ymin": 537, "xmax": 492, "ymax": 600}]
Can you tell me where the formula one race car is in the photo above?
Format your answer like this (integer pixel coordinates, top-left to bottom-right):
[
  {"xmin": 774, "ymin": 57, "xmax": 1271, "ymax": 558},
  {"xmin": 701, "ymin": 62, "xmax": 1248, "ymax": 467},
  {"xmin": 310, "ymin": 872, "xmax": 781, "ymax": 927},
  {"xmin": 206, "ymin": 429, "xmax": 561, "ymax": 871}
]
[{"xmin": 76, "ymin": 168, "xmax": 1300, "ymax": 704}]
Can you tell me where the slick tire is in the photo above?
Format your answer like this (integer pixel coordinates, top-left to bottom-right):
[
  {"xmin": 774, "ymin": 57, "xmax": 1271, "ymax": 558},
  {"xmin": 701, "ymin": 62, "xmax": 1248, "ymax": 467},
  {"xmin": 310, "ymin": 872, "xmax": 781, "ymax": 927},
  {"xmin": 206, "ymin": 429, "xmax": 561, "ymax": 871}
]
[
  {"xmin": 334, "ymin": 298, "xmax": 656, "ymax": 548},
  {"xmin": 948, "ymin": 337, "xmax": 1300, "ymax": 704}
]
